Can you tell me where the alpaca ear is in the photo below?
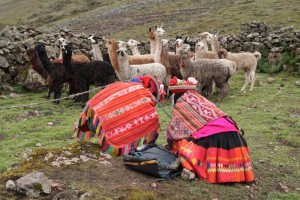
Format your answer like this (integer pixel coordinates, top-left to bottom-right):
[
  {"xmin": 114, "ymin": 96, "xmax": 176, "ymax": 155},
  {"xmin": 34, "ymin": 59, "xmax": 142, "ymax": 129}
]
[
  {"xmin": 154, "ymin": 24, "xmax": 158, "ymax": 30},
  {"xmin": 149, "ymin": 27, "xmax": 152, "ymax": 32},
  {"xmin": 160, "ymin": 23, "xmax": 163, "ymax": 28}
]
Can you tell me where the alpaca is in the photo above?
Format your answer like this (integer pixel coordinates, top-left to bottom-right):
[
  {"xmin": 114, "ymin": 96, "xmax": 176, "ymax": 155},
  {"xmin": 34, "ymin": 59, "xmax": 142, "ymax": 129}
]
[
  {"xmin": 206, "ymin": 32, "xmax": 221, "ymax": 52},
  {"xmin": 35, "ymin": 43, "xmax": 67, "ymax": 103},
  {"xmin": 160, "ymin": 39, "xmax": 182, "ymax": 83},
  {"xmin": 117, "ymin": 48, "xmax": 166, "ymax": 84},
  {"xmin": 105, "ymin": 38, "xmax": 122, "ymax": 80},
  {"xmin": 175, "ymin": 37, "xmax": 195, "ymax": 59},
  {"xmin": 179, "ymin": 44, "xmax": 233, "ymax": 103},
  {"xmin": 127, "ymin": 39, "xmax": 141, "ymax": 55},
  {"xmin": 194, "ymin": 40, "xmax": 218, "ymax": 60},
  {"xmin": 218, "ymin": 48, "xmax": 262, "ymax": 93},
  {"xmin": 149, "ymin": 26, "xmax": 157, "ymax": 54},
  {"xmin": 26, "ymin": 47, "xmax": 53, "ymax": 99},
  {"xmin": 62, "ymin": 44, "xmax": 118, "ymax": 103},
  {"xmin": 88, "ymin": 35, "xmax": 103, "ymax": 60},
  {"xmin": 106, "ymin": 24, "xmax": 165, "ymax": 75},
  {"xmin": 58, "ymin": 37, "xmax": 67, "ymax": 59}
]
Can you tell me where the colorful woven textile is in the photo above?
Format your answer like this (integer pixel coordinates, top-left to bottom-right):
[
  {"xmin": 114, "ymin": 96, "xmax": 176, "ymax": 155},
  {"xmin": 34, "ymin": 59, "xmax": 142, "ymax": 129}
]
[
  {"xmin": 74, "ymin": 82, "xmax": 160, "ymax": 156},
  {"xmin": 174, "ymin": 132, "xmax": 254, "ymax": 183},
  {"xmin": 166, "ymin": 90, "xmax": 226, "ymax": 140}
]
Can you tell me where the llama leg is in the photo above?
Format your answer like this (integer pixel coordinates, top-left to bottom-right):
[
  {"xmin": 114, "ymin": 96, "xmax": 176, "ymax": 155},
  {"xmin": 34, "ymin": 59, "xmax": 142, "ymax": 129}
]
[
  {"xmin": 240, "ymin": 72, "xmax": 251, "ymax": 93},
  {"xmin": 216, "ymin": 83, "xmax": 229, "ymax": 103},
  {"xmin": 249, "ymin": 71, "xmax": 256, "ymax": 92},
  {"xmin": 53, "ymin": 80, "xmax": 62, "ymax": 104}
]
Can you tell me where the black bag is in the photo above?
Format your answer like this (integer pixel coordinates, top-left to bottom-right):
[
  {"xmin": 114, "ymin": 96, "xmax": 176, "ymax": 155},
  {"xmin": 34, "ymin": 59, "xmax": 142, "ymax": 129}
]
[{"xmin": 123, "ymin": 144, "xmax": 181, "ymax": 179}]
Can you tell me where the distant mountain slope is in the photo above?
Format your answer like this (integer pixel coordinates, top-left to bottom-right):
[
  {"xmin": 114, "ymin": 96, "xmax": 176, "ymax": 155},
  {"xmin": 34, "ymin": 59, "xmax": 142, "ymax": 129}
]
[{"xmin": 1, "ymin": 0, "xmax": 299, "ymax": 40}]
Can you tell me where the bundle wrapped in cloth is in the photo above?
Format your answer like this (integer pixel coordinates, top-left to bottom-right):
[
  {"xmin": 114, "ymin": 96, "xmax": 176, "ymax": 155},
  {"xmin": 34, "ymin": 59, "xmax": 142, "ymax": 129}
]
[{"xmin": 168, "ymin": 77, "xmax": 198, "ymax": 94}]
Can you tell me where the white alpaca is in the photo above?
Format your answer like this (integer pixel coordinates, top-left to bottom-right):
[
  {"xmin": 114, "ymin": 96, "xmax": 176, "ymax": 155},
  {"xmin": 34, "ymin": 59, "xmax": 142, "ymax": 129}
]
[
  {"xmin": 88, "ymin": 35, "xmax": 103, "ymax": 61},
  {"xmin": 153, "ymin": 24, "xmax": 165, "ymax": 63},
  {"xmin": 117, "ymin": 48, "xmax": 166, "ymax": 84},
  {"xmin": 127, "ymin": 39, "xmax": 141, "ymax": 55},
  {"xmin": 194, "ymin": 40, "xmax": 218, "ymax": 59},
  {"xmin": 218, "ymin": 48, "xmax": 262, "ymax": 92},
  {"xmin": 58, "ymin": 37, "xmax": 67, "ymax": 59},
  {"xmin": 206, "ymin": 32, "xmax": 221, "ymax": 52}
]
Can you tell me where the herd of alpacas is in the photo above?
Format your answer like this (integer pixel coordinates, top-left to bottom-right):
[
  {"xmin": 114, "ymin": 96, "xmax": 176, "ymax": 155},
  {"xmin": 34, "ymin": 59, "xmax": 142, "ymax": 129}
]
[{"xmin": 26, "ymin": 23, "xmax": 262, "ymax": 104}]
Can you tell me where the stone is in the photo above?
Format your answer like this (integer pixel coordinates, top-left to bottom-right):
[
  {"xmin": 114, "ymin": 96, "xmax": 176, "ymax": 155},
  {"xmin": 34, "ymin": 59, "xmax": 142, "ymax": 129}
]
[
  {"xmin": 6, "ymin": 180, "xmax": 16, "ymax": 190},
  {"xmin": 0, "ymin": 56, "xmax": 9, "ymax": 68},
  {"xmin": 15, "ymin": 171, "xmax": 54, "ymax": 198}
]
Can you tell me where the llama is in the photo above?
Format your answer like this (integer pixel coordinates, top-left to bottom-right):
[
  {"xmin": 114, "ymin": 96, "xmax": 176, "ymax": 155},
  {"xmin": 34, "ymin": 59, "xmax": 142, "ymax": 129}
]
[
  {"xmin": 62, "ymin": 44, "xmax": 118, "ymax": 103},
  {"xmin": 35, "ymin": 43, "xmax": 68, "ymax": 104},
  {"xmin": 179, "ymin": 44, "xmax": 233, "ymax": 103},
  {"xmin": 218, "ymin": 48, "xmax": 262, "ymax": 93},
  {"xmin": 117, "ymin": 48, "xmax": 166, "ymax": 84},
  {"xmin": 206, "ymin": 32, "xmax": 221, "ymax": 52},
  {"xmin": 88, "ymin": 35, "xmax": 103, "ymax": 60},
  {"xmin": 105, "ymin": 38, "xmax": 122, "ymax": 80},
  {"xmin": 106, "ymin": 24, "xmax": 165, "ymax": 76},
  {"xmin": 194, "ymin": 40, "xmax": 218, "ymax": 59},
  {"xmin": 149, "ymin": 26, "xmax": 157, "ymax": 54},
  {"xmin": 160, "ymin": 39, "xmax": 182, "ymax": 83},
  {"xmin": 26, "ymin": 47, "xmax": 53, "ymax": 99},
  {"xmin": 127, "ymin": 39, "xmax": 141, "ymax": 55}
]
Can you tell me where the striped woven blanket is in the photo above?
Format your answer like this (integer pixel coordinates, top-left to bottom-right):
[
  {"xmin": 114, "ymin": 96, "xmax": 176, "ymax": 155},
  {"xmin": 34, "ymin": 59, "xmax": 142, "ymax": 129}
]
[{"xmin": 74, "ymin": 82, "xmax": 160, "ymax": 155}]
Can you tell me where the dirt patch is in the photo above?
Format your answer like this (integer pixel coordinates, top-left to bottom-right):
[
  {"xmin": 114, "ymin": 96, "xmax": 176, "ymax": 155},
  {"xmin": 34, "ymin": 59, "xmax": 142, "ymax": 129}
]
[{"xmin": 0, "ymin": 134, "xmax": 6, "ymax": 141}]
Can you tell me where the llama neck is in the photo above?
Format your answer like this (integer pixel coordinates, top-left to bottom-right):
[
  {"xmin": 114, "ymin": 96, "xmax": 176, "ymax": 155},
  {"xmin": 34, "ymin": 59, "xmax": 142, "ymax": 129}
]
[
  {"xmin": 180, "ymin": 53, "xmax": 192, "ymax": 79},
  {"xmin": 108, "ymin": 46, "xmax": 122, "ymax": 81},
  {"xmin": 150, "ymin": 38, "xmax": 156, "ymax": 54},
  {"xmin": 63, "ymin": 52, "xmax": 73, "ymax": 74},
  {"xmin": 91, "ymin": 43, "xmax": 103, "ymax": 60},
  {"xmin": 160, "ymin": 46, "xmax": 170, "ymax": 67},
  {"xmin": 202, "ymin": 39, "xmax": 209, "ymax": 52},
  {"xmin": 38, "ymin": 52, "xmax": 53, "ymax": 73},
  {"xmin": 29, "ymin": 52, "xmax": 49, "ymax": 80},
  {"xmin": 130, "ymin": 46, "xmax": 140, "ymax": 55},
  {"xmin": 117, "ymin": 54, "xmax": 130, "ymax": 81},
  {"xmin": 211, "ymin": 37, "xmax": 220, "ymax": 52},
  {"xmin": 154, "ymin": 36, "xmax": 162, "ymax": 63},
  {"xmin": 175, "ymin": 44, "xmax": 181, "ymax": 55},
  {"xmin": 58, "ymin": 46, "xmax": 63, "ymax": 59}
]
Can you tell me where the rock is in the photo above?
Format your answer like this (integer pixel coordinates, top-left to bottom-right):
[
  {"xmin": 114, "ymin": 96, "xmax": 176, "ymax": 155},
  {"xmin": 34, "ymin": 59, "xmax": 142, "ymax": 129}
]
[
  {"xmin": 0, "ymin": 56, "xmax": 9, "ymax": 68},
  {"xmin": 22, "ymin": 68, "xmax": 46, "ymax": 92},
  {"xmin": 278, "ymin": 182, "xmax": 289, "ymax": 193},
  {"xmin": 295, "ymin": 81, "xmax": 300, "ymax": 86},
  {"xmin": 15, "ymin": 171, "xmax": 54, "ymax": 198},
  {"xmin": 80, "ymin": 192, "xmax": 94, "ymax": 200},
  {"xmin": 6, "ymin": 180, "xmax": 16, "ymax": 190},
  {"xmin": 47, "ymin": 122, "xmax": 54, "ymax": 126},
  {"xmin": 267, "ymin": 77, "xmax": 276, "ymax": 84},
  {"xmin": 36, "ymin": 143, "xmax": 42, "ymax": 147}
]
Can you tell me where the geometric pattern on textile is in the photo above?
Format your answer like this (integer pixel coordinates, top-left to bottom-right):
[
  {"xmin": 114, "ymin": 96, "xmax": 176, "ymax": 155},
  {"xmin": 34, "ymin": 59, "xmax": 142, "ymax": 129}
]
[
  {"xmin": 74, "ymin": 82, "xmax": 160, "ymax": 154},
  {"xmin": 166, "ymin": 90, "xmax": 227, "ymax": 140}
]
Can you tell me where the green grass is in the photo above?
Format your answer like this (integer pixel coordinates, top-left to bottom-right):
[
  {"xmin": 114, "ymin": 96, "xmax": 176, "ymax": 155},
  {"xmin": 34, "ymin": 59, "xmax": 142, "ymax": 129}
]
[{"xmin": 0, "ymin": 71, "xmax": 299, "ymax": 199}]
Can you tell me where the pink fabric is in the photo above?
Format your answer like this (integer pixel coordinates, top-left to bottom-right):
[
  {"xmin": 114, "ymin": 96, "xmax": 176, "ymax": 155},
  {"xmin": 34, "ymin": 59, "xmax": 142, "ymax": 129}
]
[{"xmin": 192, "ymin": 117, "xmax": 239, "ymax": 139}]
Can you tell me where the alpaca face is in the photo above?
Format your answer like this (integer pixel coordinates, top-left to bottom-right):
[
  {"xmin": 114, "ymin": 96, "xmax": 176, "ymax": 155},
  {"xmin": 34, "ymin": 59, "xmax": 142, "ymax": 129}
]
[
  {"xmin": 58, "ymin": 37, "xmax": 67, "ymax": 46},
  {"xmin": 155, "ymin": 23, "xmax": 165, "ymax": 37},
  {"xmin": 179, "ymin": 44, "xmax": 190, "ymax": 55},
  {"xmin": 148, "ymin": 27, "xmax": 156, "ymax": 40},
  {"xmin": 127, "ymin": 39, "xmax": 140, "ymax": 48},
  {"xmin": 35, "ymin": 43, "xmax": 47, "ymax": 54},
  {"xmin": 195, "ymin": 41, "xmax": 205, "ymax": 51},
  {"xmin": 117, "ymin": 41, "xmax": 127, "ymax": 49},
  {"xmin": 175, "ymin": 38, "xmax": 183, "ymax": 48},
  {"xmin": 88, "ymin": 35, "xmax": 97, "ymax": 44},
  {"xmin": 161, "ymin": 39, "xmax": 169, "ymax": 48}
]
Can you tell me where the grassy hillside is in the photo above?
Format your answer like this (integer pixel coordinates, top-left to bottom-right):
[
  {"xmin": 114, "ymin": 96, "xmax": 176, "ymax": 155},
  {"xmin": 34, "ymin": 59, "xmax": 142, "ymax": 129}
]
[{"xmin": 1, "ymin": 0, "xmax": 299, "ymax": 40}]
